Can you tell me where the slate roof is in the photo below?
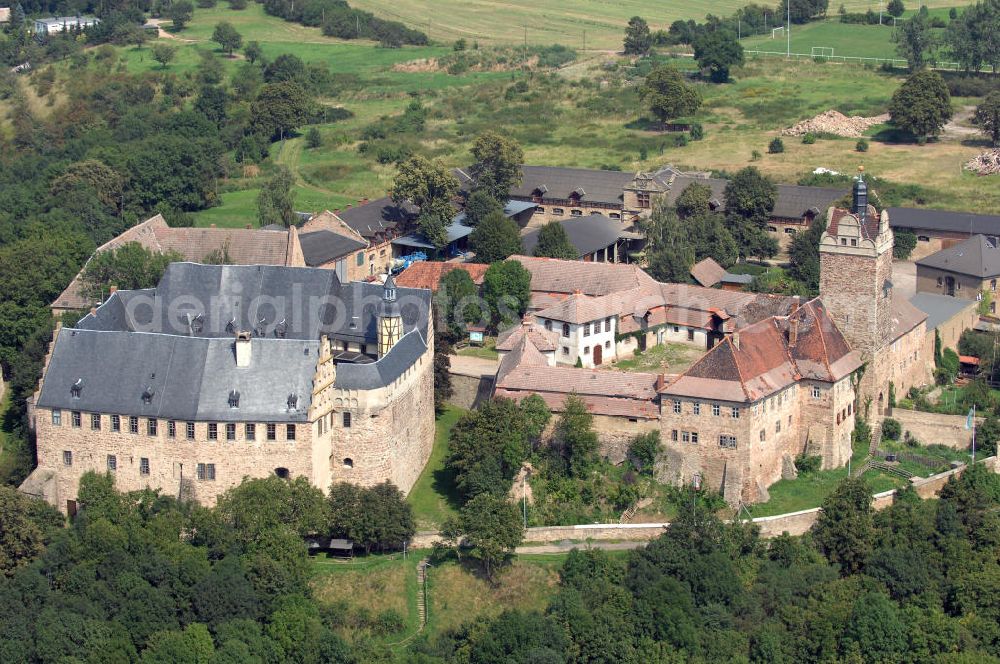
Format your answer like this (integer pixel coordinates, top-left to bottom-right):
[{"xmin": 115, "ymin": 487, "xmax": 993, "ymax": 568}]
[
  {"xmin": 916, "ymin": 235, "xmax": 1000, "ymax": 278},
  {"xmin": 395, "ymin": 262, "xmax": 489, "ymax": 291},
  {"xmin": 690, "ymin": 257, "xmax": 727, "ymax": 287},
  {"xmin": 41, "ymin": 264, "xmax": 434, "ymax": 417},
  {"xmin": 299, "ymin": 230, "xmax": 367, "ymax": 267},
  {"xmin": 773, "ymin": 184, "xmax": 847, "ymax": 220},
  {"xmin": 52, "ymin": 215, "xmax": 301, "ymax": 311},
  {"xmin": 334, "ymin": 197, "xmax": 419, "ymax": 240},
  {"xmin": 661, "ymin": 299, "xmax": 862, "ymax": 403},
  {"xmin": 509, "ymin": 166, "xmax": 635, "ymax": 206},
  {"xmin": 889, "ymin": 294, "xmax": 928, "ymax": 344},
  {"xmin": 909, "ymin": 292, "xmax": 977, "ymax": 331},
  {"xmin": 888, "ymin": 207, "xmax": 1000, "ymax": 235},
  {"xmin": 520, "ymin": 214, "xmax": 624, "ymax": 258}
]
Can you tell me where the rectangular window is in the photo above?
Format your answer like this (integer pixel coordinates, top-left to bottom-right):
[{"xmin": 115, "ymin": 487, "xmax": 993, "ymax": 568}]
[
  {"xmin": 111, "ymin": 414, "xmax": 120, "ymax": 432},
  {"xmin": 671, "ymin": 429, "xmax": 678, "ymax": 442},
  {"xmin": 147, "ymin": 418, "xmax": 157, "ymax": 436},
  {"xmin": 719, "ymin": 435, "xmax": 737, "ymax": 449},
  {"xmin": 168, "ymin": 421, "xmax": 176, "ymax": 438},
  {"xmin": 52, "ymin": 409, "xmax": 62, "ymax": 426},
  {"xmin": 71, "ymin": 411, "xmax": 81, "ymax": 428},
  {"xmin": 186, "ymin": 422, "xmax": 195, "ymax": 440},
  {"xmin": 107, "ymin": 455, "xmax": 117, "ymax": 472},
  {"xmin": 760, "ymin": 430, "xmax": 766, "ymax": 442},
  {"xmin": 681, "ymin": 431, "xmax": 690, "ymax": 443},
  {"xmin": 637, "ymin": 191, "xmax": 651, "ymax": 209},
  {"xmin": 140, "ymin": 457, "xmax": 150, "ymax": 476},
  {"xmin": 63, "ymin": 450, "xmax": 72, "ymax": 466},
  {"xmin": 583, "ymin": 323, "xmax": 590, "ymax": 337},
  {"xmin": 731, "ymin": 407, "xmax": 740, "ymax": 419},
  {"xmin": 605, "ymin": 318, "xmax": 612, "ymax": 332},
  {"xmin": 544, "ymin": 319, "xmax": 552, "ymax": 331},
  {"xmin": 226, "ymin": 423, "xmax": 236, "ymax": 441},
  {"xmin": 693, "ymin": 402, "xmax": 700, "ymax": 415},
  {"xmin": 196, "ymin": 463, "xmax": 208, "ymax": 480},
  {"xmin": 562, "ymin": 346, "xmax": 569, "ymax": 355},
  {"xmin": 208, "ymin": 423, "xmax": 218, "ymax": 441},
  {"xmin": 286, "ymin": 424, "xmax": 296, "ymax": 441},
  {"xmin": 343, "ymin": 412, "xmax": 352, "ymax": 428},
  {"xmin": 206, "ymin": 463, "xmax": 215, "ymax": 480},
  {"xmin": 776, "ymin": 420, "xmax": 782, "ymax": 433},
  {"xmin": 356, "ymin": 251, "xmax": 364, "ymax": 266},
  {"xmin": 91, "ymin": 413, "xmax": 101, "ymax": 430},
  {"xmin": 129, "ymin": 416, "xmax": 138, "ymax": 434},
  {"xmin": 267, "ymin": 423, "xmax": 277, "ymax": 441},
  {"xmin": 812, "ymin": 386, "xmax": 821, "ymax": 398},
  {"xmin": 246, "ymin": 423, "xmax": 256, "ymax": 441},
  {"xmin": 691, "ymin": 432, "xmax": 699, "ymax": 444},
  {"xmin": 687, "ymin": 329, "xmax": 695, "ymax": 341},
  {"xmin": 673, "ymin": 400, "xmax": 682, "ymax": 414},
  {"xmin": 712, "ymin": 404, "xmax": 720, "ymax": 417}
]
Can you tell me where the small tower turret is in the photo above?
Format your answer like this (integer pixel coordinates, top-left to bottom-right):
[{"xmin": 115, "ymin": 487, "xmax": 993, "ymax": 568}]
[
  {"xmin": 852, "ymin": 166, "xmax": 868, "ymax": 222},
  {"xmin": 377, "ymin": 274, "xmax": 402, "ymax": 358}
]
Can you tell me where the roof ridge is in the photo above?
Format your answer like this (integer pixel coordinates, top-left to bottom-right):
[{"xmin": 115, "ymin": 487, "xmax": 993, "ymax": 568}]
[{"xmin": 727, "ymin": 336, "xmax": 753, "ymax": 401}]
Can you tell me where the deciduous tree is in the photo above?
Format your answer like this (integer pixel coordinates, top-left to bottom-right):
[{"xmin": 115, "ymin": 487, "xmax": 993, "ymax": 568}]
[
  {"xmin": 256, "ymin": 166, "xmax": 296, "ymax": 227},
  {"xmin": 889, "ymin": 69, "xmax": 952, "ymax": 142},
  {"xmin": 812, "ymin": 477, "xmax": 874, "ymax": 575},
  {"xmin": 641, "ymin": 65, "xmax": 702, "ymax": 124},
  {"xmin": 168, "ymin": 0, "xmax": 194, "ymax": 31},
  {"xmin": 533, "ymin": 221, "xmax": 577, "ymax": 259},
  {"xmin": 975, "ymin": 91, "xmax": 1000, "ymax": 147},
  {"xmin": 151, "ymin": 43, "xmax": 177, "ymax": 69},
  {"xmin": 624, "ymin": 16, "xmax": 653, "ymax": 55},
  {"xmin": 469, "ymin": 131, "xmax": 524, "ymax": 204},
  {"xmin": 693, "ymin": 30, "xmax": 744, "ymax": 82},
  {"xmin": 390, "ymin": 155, "xmax": 459, "ymax": 250},
  {"xmin": 893, "ymin": 14, "xmax": 934, "ymax": 70},
  {"xmin": 212, "ymin": 22, "xmax": 244, "ymax": 57},
  {"xmin": 482, "ymin": 259, "xmax": 531, "ymax": 328},
  {"xmin": 80, "ymin": 242, "xmax": 183, "ymax": 299},
  {"xmin": 454, "ymin": 492, "xmax": 524, "ymax": 582},
  {"xmin": 470, "ymin": 211, "xmax": 522, "ymax": 263}
]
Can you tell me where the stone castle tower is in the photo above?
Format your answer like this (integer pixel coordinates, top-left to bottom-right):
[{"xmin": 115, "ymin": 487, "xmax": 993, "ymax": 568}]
[{"xmin": 818, "ymin": 168, "xmax": 895, "ymax": 409}]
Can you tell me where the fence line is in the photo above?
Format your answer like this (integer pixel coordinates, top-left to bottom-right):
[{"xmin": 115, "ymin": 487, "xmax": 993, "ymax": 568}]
[{"xmin": 745, "ymin": 49, "xmax": 965, "ymax": 71}]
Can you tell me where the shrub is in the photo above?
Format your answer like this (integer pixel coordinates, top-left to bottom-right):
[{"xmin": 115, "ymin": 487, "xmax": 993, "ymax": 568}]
[
  {"xmin": 856, "ymin": 138, "xmax": 869, "ymax": 152},
  {"xmin": 794, "ymin": 453, "xmax": 822, "ymax": 475},
  {"xmin": 751, "ymin": 149, "xmax": 762, "ymax": 161},
  {"xmin": 374, "ymin": 609, "xmax": 406, "ymax": 635},
  {"xmin": 305, "ymin": 127, "xmax": 322, "ymax": 149},
  {"xmin": 813, "ymin": 56, "xmax": 827, "ymax": 65},
  {"xmin": 802, "ymin": 133, "xmax": 816, "ymax": 144},
  {"xmin": 673, "ymin": 134, "xmax": 688, "ymax": 147},
  {"xmin": 881, "ymin": 418, "xmax": 902, "ymax": 440},
  {"xmin": 768, "ymin": 137, "xmax": 784, "ymax": 154},
  {"xmin": 689, "ymin": 122, "xmax": 704, "ymax": 140}
]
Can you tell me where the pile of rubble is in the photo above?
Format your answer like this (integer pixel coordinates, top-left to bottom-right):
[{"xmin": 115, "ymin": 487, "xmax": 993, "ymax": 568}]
[
  {"xmin": 965, "ymin": 149, "xmax": 1000, "ymax": 175},
  {"xmin": 782, "ymin": 110, "xmax": 889, "ymax": 137}
]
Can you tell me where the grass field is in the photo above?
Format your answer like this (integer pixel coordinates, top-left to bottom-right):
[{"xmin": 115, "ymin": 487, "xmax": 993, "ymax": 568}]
[
  {"xmin": 407, "ymin": 406, "xmax": 465, "ymax": 530},
  {"xmin": 350, "ymin": 0, "xmax": 963, "ymax": 50},
  {"xmin": 609, "ymin": 342, "xmax": 704, "ymax": 374},
  {"xmin": 741, "ymin": 16, "xmax": 952, "ymax": 62}
]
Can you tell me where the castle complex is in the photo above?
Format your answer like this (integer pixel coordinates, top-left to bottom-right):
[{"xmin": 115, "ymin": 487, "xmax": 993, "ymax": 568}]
[
  {"xmin": 24, "ymin": 264, "xmax": 435, "ymax": 513},
  {"xmin": 495, "ymin": 172, "xmax": 935, "ymax": 505}
]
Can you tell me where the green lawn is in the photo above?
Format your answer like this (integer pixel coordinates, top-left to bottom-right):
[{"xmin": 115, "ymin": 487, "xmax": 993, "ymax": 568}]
[
  {"xmin": 407, "ymin": 406, "xmax": 466, "ymax": 530},
  {"xmin": 456, "ymin": 338, "xmax": 499, "ymax": 360},
  {"xmin": 611, "ymin": 342, "xmax": 703, "ymax": 374},
  {"xmin": 741, "ymin": 18, "xmax": 949, "ymax": 62},
  {"xmin": 0, "ymin": 385, "xmax": 14, "ymax": 483}
]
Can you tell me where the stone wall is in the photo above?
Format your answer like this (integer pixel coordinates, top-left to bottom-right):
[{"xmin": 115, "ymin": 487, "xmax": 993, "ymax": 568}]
[
  {"xmin": 448, "ymin": 372, "xmax": 494, "ymax": 410},
  {"xmin": 890, "ymin": 408, "xmax": 980, "ymax": 450},
  {"xmin": 915, "ymin": 265, "xmax": 986, "ymax": 301}
]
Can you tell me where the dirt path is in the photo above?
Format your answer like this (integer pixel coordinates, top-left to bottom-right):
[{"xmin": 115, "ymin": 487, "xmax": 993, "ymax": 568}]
[
  {"xmin": 944, "ymin": 105, "xmax": 980, "ymax": 139},
  {"xmin": 146, "ymin": 18, "xmax": 201, "ymax": 43},
  {"xmin": 275, "ymin": 138, "xmax": 343, "ymax": 198}
]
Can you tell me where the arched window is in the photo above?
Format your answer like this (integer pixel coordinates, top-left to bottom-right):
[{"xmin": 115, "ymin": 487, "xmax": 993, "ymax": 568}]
[
  {"xmin": 561, "ymin": 323, "xmax": 570, "ymax": 337},
  {"xmin": 274, "ymin": 467, "xmax": 290, "ymax": 479},
  {"xmin": 343, "ymin": 458, "xmax": 354, "ymax": 469}
]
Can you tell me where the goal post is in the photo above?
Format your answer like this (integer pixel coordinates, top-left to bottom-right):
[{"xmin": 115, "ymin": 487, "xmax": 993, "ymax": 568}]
[
  {"xmin": 811, "ymin": 46, "xmax": 834, "ymax": 58},
  {"xmin": 771, "ymin": 26, "xmax": 784, "ymax": 39}
]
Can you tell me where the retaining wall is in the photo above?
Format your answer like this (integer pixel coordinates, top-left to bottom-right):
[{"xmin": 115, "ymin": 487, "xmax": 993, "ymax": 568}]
[
  {"xmin": 890, "ymin": 408, "xmax": 981, "ymax": 450},
  {"xmin": 409, "ymin": 457, "xmax": 998, "ymax": 548},
  {"xmin": 447, "ymin": 372, "xmax": 494, "ymax": 410}
]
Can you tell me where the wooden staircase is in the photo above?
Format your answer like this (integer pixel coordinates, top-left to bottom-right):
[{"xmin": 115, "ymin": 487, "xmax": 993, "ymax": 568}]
[
  {"xmin": 619, "ymin": 504, "xmax": 637, "ymax": 524},
  {"xmin": 416, "ymin": 558, "xmax": 429, "ymax": 630}
]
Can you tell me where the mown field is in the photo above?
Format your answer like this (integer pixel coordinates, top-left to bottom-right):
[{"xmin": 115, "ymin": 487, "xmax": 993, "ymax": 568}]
[{"xmin": 350, "ymin": 0, "xmax": 963, "ymax": 50}]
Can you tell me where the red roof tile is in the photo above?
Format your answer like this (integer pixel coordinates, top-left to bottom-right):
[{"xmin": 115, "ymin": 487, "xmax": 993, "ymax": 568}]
[{"xmin": 395, "ymin": 262, "xmax": 489, "ymax": 291}]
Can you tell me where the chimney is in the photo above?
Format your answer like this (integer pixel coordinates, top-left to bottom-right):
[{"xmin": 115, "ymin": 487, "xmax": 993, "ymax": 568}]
[
  {"xmin": 109, "ymin": 285, "xmax": 117, "ymax": 295},
  {"xmin": 245, "ymin": 224, "xmax": 252, "ymax": 229},
  {"xmin": 235, "ymin": 331, "xmax": 252, "ymax": 367},
  {"xmin": 655, "ymin": 373, "xmax": 666, "ymax": 391},
  {"xmin": 789, "ymin": 319, "xmax": 799, "ymax": 348},
  {"xmin": 790, "ymin": 295, "xmax": 800, "ymax": 315},
  {"xmin": 732, "ymin": 331, "xmax": 740, "ymax": 350},
  {"xmin": 210, "ymin": 224, "xmax": 217, "ymax": 229},
  {"xmin": 89, "ymin": 306, "xmax": 97, "ymax": 317}
]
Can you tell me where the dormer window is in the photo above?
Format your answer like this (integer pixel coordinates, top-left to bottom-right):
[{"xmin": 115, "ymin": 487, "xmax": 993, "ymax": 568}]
[
  {"xmin": 142, "ymin": 386, "xmax": 155, "ymax": 405},
  {"xmin": 255, "ymin": 317, "xmax": 267, "ymax": 337},
  {"xmin": 70, "ymin": 379, "xmax": 82, "ymax": 399},
  {"xmin": 225, "ymin": 317, "xmax": 236, "ymax": 333},
  {"xmin": 275, "ymin": 319, "xmax": 287, "ymax": 338},
  {"xmin": 287, "ymin": 393, "xmax": 298, "ymax": 411},
  {"xmin": 228, "ymin": 390, "xmax": 240, "ymax": 408},
  {"xmin": 190, "ymin": 314, "xmax": 204, "ymax": 334}
]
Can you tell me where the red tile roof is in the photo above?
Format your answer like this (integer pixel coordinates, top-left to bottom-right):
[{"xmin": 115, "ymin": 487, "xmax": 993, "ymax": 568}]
[
  {"xmin": 496, "ymin": 320, "xmax": 559, "ymax": 352},
  {"xmin": 690, "ymin": 257, "xmax": 726, "ymax": 287},
  {"xmin": 395, "ymin": 261, "xmax": 490, "ymax": 291}
]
